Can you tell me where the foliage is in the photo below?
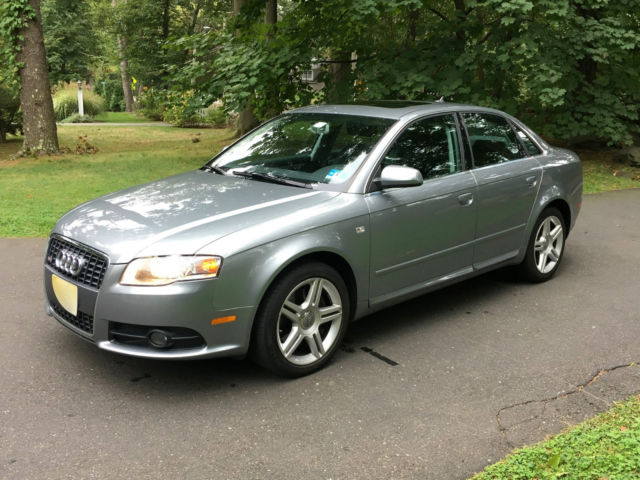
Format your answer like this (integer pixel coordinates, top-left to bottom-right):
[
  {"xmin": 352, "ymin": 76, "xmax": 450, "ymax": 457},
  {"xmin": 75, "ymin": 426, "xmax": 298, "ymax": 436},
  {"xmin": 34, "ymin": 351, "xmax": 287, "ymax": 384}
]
[
  {"xmin": 0, "ymin": 0, "xmax": 35, "ymax": 93},
  {"xmin": 163, "ymin": 0, "xmax": 640, "ymax": 145},
  {"xmin": 0, "ymin": 85, "xmax": 22, "ymax": 141},
  {"xmin": 203, "ymin": 105, "xmax": 227, "ymax": 127},
  {"xmin": 137, "ymin": 87, "xmax": 169, "ymax": 120},
  {"xmin": 0, "ymin": 124, "xmax": 233, "ymax": 236},
  {"xmin": 94, "ymin": 72, "xmax": 126, "ymax": 112},
  {"xmin": 41, "ymin": 0, "xmax": 97, "ymax": 85},
  {"xmin": 52, "ymin": 85, "xmax": 105, "ymax": 121},
  {"xmin": 472, "ymin": 394, "xmax": 640, "ymax": 479},
  {"xmin": 59, "ymin": 114, "xmax": 94, "ymax": 123},
  {"xmin": 161, "ymin": 90, "xmax": 203, "ymax": 126},
  {"xmin": 7, "ymin": 0, "xmax": 640, "ymax": 148},
  {"xmin": 110, "ymin": 0, "xmax": 228, "ymax": 88},
  {"xmin": 138, "ymin": 87, "xmax": 228, "ymax": 127}
]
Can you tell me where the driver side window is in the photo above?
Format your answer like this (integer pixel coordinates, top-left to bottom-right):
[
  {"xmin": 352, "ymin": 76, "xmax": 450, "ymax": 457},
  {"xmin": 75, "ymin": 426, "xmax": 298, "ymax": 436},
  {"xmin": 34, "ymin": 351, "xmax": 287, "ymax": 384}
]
[{"xmin": 383, "ymin": 114, "xmax": 463, "ymax": 180}]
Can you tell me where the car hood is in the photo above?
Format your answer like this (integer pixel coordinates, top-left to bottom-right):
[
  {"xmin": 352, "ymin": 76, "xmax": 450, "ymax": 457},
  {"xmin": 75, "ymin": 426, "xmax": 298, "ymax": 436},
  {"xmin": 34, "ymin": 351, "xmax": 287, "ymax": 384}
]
[{"xmin": 54, "ymin": 170, "xmax": 337, "ymax": 264}]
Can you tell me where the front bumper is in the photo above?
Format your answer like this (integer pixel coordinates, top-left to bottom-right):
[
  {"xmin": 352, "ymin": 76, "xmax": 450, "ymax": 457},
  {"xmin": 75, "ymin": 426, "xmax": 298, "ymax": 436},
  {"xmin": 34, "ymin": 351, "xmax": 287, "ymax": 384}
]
[{"xmin": 44, "ymin": 261, "xmax": 255, "ymax": 360}]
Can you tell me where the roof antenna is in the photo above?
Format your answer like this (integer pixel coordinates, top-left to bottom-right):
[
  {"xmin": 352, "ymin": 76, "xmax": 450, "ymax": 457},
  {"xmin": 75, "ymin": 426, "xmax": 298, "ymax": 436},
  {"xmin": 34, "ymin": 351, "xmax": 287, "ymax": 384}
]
[{"xmin": 435, "ymin": 96, "xmax": 444, "ymax": 103}]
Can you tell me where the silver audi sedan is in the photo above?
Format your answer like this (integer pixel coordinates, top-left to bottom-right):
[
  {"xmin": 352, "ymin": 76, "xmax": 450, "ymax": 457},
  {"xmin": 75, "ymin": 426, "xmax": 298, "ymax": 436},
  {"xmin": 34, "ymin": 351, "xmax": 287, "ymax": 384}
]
[{"xmin": 44, "ymin": 102, "xmax": 582, "ymax": 376}]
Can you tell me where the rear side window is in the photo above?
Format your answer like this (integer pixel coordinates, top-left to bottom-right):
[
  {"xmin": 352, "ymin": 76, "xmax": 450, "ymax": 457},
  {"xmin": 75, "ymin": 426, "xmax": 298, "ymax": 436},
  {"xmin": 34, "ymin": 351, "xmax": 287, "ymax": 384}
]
[
  {"xmin": 513, "ymin": 124, "xmax": 542, "ymax": 156},
  {"xmin": 382, "ymin": 114, "xmax": 463, "ymax": 180},
  {"xmin": 462, "ymin": 113, "xmax": 523, "ymax": 167}
]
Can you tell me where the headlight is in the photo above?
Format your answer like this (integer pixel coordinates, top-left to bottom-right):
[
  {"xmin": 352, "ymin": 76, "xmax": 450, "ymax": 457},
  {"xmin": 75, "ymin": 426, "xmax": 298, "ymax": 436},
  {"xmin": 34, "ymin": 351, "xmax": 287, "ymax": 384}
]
[{"xmin": 120, "ymin": 255, "xmax": 222, "ymax": 286}]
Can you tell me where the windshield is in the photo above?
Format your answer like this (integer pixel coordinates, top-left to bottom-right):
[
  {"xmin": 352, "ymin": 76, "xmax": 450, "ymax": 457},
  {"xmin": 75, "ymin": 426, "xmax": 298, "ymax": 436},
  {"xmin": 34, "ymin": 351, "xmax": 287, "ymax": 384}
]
[{"xmin": 210, "ymin": 113, "xmax": 395, "ymax": 189}]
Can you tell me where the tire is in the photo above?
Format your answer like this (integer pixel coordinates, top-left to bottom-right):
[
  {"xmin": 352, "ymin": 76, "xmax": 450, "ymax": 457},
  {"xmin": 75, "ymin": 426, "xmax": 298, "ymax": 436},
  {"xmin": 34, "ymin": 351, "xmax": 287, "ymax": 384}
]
[
  {"xmin": 519, "ymin": 207, "xmax": 566, "ymax": 283},
  {"xmin": 251, "ymin": 262, "xmax": 350, "ymax": 377}
]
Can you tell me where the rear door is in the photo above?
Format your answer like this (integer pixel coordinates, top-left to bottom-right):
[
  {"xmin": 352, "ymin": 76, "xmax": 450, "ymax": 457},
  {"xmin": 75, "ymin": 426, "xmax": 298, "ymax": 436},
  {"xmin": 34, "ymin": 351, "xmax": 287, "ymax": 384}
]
[
  {"xmin": 366, "ymin": 114, "xmax": 478, "ymax": 306},
  {"xmin": 460, "ymin": 112, "xmax": 542, "ymax": 270}
]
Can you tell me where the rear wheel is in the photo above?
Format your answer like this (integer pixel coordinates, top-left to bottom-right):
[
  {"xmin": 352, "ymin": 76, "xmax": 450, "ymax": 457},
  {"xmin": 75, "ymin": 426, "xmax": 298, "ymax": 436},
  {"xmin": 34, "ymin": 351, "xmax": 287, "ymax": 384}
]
[
  {"xmin": 519, "ymin": 207, "xmax": 566, "ymax": 282},
  {"xmin": 251, "ymin": 262, "xmax": 349, "ymax": 377}
]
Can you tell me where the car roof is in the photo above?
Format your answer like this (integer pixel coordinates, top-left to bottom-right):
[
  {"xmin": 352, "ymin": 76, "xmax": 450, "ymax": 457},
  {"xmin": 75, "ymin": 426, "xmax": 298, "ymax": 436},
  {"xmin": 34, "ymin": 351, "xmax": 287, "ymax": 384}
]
[{"xmin": 289, "ymin": 101, "xmax": 498, "ymax": 120}]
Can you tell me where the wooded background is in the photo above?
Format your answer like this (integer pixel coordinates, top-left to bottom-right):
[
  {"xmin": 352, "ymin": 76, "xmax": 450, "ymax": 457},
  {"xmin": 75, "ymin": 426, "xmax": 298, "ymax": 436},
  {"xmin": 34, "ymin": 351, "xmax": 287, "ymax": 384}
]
[{"xmin": 1, "ymin": 0, "xmax": 639, "ymax": 153}]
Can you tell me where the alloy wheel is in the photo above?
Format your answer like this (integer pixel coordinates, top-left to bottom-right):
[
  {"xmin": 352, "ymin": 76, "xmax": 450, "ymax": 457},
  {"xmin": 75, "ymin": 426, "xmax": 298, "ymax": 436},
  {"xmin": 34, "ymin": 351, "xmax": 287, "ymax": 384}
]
[
  {"xmin": 277, "ymin": 277, "xmax": 343, "ymax": 366},
  {"xmin": 533, "ymin": 215, "xmax": 564, "ymax": 274}
]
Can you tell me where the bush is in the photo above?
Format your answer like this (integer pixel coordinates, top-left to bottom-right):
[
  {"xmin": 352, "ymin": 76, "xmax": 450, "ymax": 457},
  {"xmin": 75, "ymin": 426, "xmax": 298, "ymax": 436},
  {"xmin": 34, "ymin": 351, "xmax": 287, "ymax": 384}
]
[
  {"xmin": 60, "ymin": 114, "xmax": 93, "ymax": 123},
  {"xmin": 0, "ymin": 86, "xmax": 21, "ymax": 141},
  {"xmin": 52, "ymin": 85, "xmax": 105, "ymax": 121},
  {"xmin": 203, "ymin": 105, "xmax": 228, "ymax": 128},
  {"xmin": 94, "ymin": 73, "xmax": 126, "ymax": 112},
  {"xmin": 162, "ymin": 90, "xmax": 201, "ymax": 127},
  {"xmin": 138, "ymin": 87, "xmax": 167, "ymax": 121},
  {"xmin": 138, "ymin": 88, "xmax": 227, "ymax": 127}
]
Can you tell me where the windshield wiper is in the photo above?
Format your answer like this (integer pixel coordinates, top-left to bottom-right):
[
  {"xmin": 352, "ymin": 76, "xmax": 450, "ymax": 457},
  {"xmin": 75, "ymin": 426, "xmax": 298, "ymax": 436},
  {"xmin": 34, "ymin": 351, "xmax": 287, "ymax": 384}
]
[
  {"xmin": 201, "ymin": 164, "xmax": 228, "ymax": 175},
  {"xmin": 231, "ymin": 170, "xmax": 310, "ymax": 189}
]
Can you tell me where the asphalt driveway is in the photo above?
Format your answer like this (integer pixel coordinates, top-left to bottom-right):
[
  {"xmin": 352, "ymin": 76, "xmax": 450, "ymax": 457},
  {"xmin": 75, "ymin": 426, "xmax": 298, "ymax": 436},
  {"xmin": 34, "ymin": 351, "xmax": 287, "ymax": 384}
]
[{"xmin": 1, "ymin": 189, "xmax": 639, "ymax": 480}]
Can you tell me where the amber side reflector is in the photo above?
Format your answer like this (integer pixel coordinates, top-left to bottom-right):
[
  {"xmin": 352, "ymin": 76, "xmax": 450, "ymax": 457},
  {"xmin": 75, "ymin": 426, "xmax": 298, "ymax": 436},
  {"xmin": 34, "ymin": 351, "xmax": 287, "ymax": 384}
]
[{"xmin": 211, "ymin": 315, "xmax": 236, "ymax": 325}]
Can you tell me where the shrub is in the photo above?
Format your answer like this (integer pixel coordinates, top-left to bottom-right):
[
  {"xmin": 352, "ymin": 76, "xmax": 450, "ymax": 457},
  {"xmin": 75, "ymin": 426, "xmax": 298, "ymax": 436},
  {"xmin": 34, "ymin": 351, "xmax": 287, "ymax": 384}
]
[
  {"xmin": 138, "ymin": 87, "xmax": 167, "ymax": 121},
  {"xmin": 139, "ymin": 88, "xmax": 227, "ymax": 128},
  {"xmin": 0, "ymin": 86, "xmax": 21, "ymax": 141},
  {"xmin": 52, "ymin": 85, "xmax": 105, "ymax": 121},
  {"xmin": 203, "ymin": 105, "xmax": 228, "ymax": 128},
  {"xmin": 162, "ymin": 90, "xmax": 201, "ymax": 127},
  {"xmin": 95, "ymin": 73, "xmax": 126, "ymax": 112},
  {"xmin": 60, "ymin": 114, "xmax": 93, "ymax": 123}
]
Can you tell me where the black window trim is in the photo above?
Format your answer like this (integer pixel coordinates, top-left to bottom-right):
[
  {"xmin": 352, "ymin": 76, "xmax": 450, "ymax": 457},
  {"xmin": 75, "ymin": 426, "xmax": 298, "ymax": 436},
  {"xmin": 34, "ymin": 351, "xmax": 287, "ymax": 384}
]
[{"xmin": 508, "ymin": 118, "xmax": 543, "ymax": 158}]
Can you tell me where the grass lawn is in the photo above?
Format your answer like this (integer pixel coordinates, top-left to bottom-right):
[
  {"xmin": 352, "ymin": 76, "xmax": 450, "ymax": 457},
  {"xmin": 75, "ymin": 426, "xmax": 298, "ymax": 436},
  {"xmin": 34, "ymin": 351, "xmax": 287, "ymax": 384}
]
[
  {"xmin": 472, "ymin": 394, "xmax": 640, "ymax": 479},
  {"xmin": 0, "ymin": 125, "xmax": 234, "ymax": 236},
  {"xmin": 578, "ymin": 149, "xmax": 640, "ymax": 194},
  {"xmin": 93, "ymin": 111, "xmax": 157, "ymax": 123}
]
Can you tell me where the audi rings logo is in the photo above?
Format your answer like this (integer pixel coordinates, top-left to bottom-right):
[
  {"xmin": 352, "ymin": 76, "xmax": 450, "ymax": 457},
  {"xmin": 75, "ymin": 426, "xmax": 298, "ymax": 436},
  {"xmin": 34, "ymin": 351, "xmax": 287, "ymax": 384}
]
[{"xmin": 55, "ymin": 249, "xmax": 86, "ymax": 277}]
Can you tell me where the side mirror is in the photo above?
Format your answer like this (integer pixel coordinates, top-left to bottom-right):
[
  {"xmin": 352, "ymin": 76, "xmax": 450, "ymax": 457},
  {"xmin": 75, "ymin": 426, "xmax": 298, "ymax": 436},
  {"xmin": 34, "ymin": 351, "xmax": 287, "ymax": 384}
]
[{"xmin": 379, "ymin": 165, "xmax": 423, "ymax": 188}]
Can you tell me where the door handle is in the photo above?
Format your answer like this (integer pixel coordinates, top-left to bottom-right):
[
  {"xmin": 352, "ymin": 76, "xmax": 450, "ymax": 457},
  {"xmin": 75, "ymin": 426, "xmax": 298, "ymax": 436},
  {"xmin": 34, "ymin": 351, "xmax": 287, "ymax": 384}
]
[
  {"xmin": 526, "ymin": 175, "xmax": 538, "ymax": 188},
  {"xmin": 457, "ymin": 192, "xmax": 474, "ymax": 206}
]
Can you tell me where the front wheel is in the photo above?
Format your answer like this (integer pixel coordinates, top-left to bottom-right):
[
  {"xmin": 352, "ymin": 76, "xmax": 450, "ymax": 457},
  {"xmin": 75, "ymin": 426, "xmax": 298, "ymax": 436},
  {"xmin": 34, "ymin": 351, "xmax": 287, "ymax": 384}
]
[
  {"xmin": 519, "ymin": 207, "xmax": 566, "ymax": 283},
  {"xmin": 251, "ymin": 262, "xmax": 349, "ymax": 377}
]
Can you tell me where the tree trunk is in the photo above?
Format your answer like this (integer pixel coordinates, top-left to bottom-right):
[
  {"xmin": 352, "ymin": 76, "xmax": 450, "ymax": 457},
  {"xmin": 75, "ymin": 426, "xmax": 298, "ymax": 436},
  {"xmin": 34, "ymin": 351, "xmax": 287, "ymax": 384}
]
[
  {"xmin": 265, "ymin": 0, "xmax": 277, "ymax": 24},
  {"xmin": 405, "ymin": 7, "xmax": 418, "ymax": 46},
  {"xmin": 327, "ymin": 48, "xmax": 350, "ymax": 103},
  {"xmin": 112, "ymin": 0, "xmax": 134, "ymax": 112},
  {"xmin": 17, "ymin": 0, "xmax": 58, "ymax": 154},
  {"xmin": 233, "ymin": 0, "xmax": 259, "ymax": 136},
  {"xmin": 187, "ymin": 0, "xmax": 202, "ymax": 35},
  {"xmin": 162, "ymin": 0, "xmax": 171, "ymax": 39},
  {"xmin": 232, "ymin": 0, "xmax": 242, "ymax": 16},
  {"xmin": 452, "ymin": 0, "xmax": 466, "ymax": 45},
  {"xmin": 118, "ymin": 37, "xmax": 134, "ymax": 112}
]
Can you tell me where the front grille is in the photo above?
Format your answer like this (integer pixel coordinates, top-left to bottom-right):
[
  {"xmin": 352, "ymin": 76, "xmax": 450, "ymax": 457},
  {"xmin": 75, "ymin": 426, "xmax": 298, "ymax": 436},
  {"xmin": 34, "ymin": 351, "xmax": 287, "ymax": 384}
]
[
  {"xmin": 51, "ymin": 303, "xmax": 94, "ymax": 334},
  {"xmin": 46, "ymin": 236, "xmax": 109, "ymax": 289}
]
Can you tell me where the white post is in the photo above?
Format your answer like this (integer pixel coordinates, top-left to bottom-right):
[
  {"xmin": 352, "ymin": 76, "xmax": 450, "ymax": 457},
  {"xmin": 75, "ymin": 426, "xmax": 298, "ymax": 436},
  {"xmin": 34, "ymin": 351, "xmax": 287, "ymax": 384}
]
[{"xmin": 77, "ymin": 80, "xmax": 84, "ymax": 116}]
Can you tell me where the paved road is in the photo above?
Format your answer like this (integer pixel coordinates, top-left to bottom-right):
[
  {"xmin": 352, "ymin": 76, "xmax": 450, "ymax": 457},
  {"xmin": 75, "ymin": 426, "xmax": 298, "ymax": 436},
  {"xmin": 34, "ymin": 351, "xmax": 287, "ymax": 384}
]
[{"xmin": 1, "ymin": 189, "xmax": 639, "ymax": 480}]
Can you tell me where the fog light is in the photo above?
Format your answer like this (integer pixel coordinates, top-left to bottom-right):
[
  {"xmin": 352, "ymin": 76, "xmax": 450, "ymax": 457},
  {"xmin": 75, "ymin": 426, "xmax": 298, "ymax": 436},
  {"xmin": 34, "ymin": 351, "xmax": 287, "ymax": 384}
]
[{"xmin": 148, "ymin": 329, "xmax": 171, "ymax": 348}]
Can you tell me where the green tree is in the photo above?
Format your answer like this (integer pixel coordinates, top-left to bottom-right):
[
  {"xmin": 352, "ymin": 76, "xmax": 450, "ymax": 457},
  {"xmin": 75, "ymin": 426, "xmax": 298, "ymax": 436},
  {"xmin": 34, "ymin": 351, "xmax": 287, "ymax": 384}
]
[
  {"xmin": 41, "ymin": 0, "xmax": 98, "ymax": 84},
  {"xmin": 0, "ymin": 0, "xmax": 58, "ymax": 153}
]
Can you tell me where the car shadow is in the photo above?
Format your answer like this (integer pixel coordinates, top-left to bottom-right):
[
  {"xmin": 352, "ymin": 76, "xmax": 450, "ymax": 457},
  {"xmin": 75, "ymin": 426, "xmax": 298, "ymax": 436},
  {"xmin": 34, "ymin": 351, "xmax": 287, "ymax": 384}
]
[{"xmin": 52, "ymin": 260, "xmax": 571, "ymax": 396}]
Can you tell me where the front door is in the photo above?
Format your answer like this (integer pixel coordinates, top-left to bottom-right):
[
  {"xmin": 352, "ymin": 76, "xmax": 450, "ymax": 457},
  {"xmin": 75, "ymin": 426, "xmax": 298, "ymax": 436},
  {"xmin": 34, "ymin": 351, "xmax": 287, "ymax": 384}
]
[{"xmin": 366, "ymin": 114, "xmax": 478, "ymax": 306}]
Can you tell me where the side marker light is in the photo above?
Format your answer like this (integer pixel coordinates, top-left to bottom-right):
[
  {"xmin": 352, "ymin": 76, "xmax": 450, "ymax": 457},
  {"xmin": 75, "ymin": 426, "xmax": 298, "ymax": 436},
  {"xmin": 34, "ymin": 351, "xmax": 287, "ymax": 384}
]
[{"xmin": 211, "ymin": 315, "xmax": 236, "ymax": 326}]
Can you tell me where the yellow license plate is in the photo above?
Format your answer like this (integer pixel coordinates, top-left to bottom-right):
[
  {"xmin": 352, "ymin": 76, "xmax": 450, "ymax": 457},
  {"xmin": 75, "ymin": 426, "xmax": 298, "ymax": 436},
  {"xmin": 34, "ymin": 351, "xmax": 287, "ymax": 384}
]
[{"xmin": 52, "ymin": 274, "xmax": 78, "ymax": 316}]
